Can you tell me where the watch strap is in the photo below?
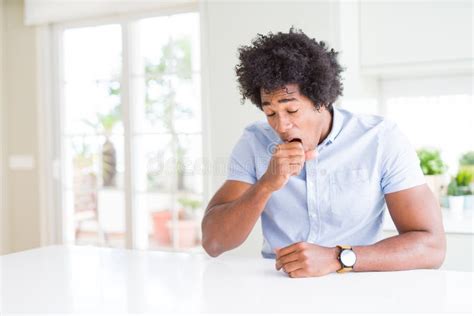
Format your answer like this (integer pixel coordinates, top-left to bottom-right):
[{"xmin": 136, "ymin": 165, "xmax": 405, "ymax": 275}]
[{"xmin": 336, "ymin": 245, "xmax": 354, "ymax": 273}]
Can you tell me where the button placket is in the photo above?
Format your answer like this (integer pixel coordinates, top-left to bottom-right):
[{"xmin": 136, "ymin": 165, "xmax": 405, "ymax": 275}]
[
  {"xmin": 305, "ymin": 159, "xmax": 318, "ymax": 242},
  {"xmin": 316, "ymin": 165, "xmax": 326, "ymax": 242}
]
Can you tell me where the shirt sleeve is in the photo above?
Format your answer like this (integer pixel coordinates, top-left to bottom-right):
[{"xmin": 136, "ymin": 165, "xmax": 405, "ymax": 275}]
[
  {"xmin": 380, "ymin": 122, "xmax": 426, "ymax": 194},
  {"xmin": 226, "ymin": 128, "xmax": 257, "ymax": 185}
]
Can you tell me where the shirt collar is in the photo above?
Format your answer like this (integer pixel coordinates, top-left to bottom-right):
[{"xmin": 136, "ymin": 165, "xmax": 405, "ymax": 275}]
[{"xmin": 318, "ymin": 106, "xmax": 344, "ymax": 148}]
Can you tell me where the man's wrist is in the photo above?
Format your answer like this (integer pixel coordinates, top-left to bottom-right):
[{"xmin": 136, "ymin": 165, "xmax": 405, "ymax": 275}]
[
  {"xmin": 256, "ymin": 177, "xmax": 276, "ymax": 194},
  {"xmin": 330, "ymin": 246, "xmax": 341, "ymax": 272}
]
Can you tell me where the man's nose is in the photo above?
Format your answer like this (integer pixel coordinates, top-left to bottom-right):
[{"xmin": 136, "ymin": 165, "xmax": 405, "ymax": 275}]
[{"xmin": 275, "ymin": 114, "xmax": 293, "ymax": 133}]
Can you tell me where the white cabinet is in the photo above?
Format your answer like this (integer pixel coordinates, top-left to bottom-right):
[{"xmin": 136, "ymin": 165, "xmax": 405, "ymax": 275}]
[{"xmin": 359, "ymin": 1, "xmax": 473, "ymax": 75}]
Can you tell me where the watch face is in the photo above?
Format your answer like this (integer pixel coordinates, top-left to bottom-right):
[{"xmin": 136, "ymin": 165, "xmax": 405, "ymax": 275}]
[{"xmin": 340, "ymin": 249, "xmax": 357, "ymax": 267}]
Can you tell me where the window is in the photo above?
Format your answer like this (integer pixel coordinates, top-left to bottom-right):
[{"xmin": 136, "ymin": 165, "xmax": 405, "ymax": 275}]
[
  {"xmin": 62, "ymin": 24, "xmax": 124, "ymax": 247},
  {"xmin": 59, "ymin": 11, "xmax": 202, "ymax": 251},
  {"xmin": 385, "ymin": 95, "xmax": 473, "ymax": 174},
  {"xmin": 379, "ymin": 75, "xmax": 473, "ymax": 212},
  {"xmin": 380, "ymin": 76, "xmax": 473, "ymax": 175}
]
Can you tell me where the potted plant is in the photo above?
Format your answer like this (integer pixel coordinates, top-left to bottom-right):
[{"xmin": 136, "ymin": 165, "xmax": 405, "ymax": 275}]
[
  {"xmin": 83, "ymin": 94, "xmax": 121, "ymax": 187},
  {"xmin": 146, "ymin": 38, "xmax": 198, "ymax": 249},
  {"xmin": 459, "ymin": 151, "xmax": 474, "ymax": 167},
  {"xmin": 459, "ymin": 151, "xmax": 474, "ymax": 210},
  {"xmin": 456, "ymin": 167, "xmax": 474, "ymax": 211},
  {"xmin": 447, "ymin": 177, "xmax": 464, "ymax": 215},
  {"xmin": 144, "ymin": 37, "xmax": 193, "ymax": 192},
  {"xmin": 151, "ymin": 209, "xmax": 173, "ymax": 246},
  {"xmin": 165, "ymin": 198, "xmax": 202, "ymax": 249},
  {"xmin": 417, "ymin": 148, "xmax": 447, "ymax": 205},
  {"xmin": 178, "ymin": 197, "xmax": 202, "ymax": 220}
]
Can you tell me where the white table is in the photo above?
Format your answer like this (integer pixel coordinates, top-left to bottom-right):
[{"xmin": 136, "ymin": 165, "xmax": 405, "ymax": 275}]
[{"xmin": 1, "ymin": 245, "xmax": 472, "ymax": 313}]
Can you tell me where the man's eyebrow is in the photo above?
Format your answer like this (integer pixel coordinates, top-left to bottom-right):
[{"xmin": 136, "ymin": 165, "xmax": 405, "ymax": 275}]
[
  {"xmin": 278, "ymin": 97, "xmax": 297, "ymax": 103},
  {"xmin": 262, "ymin": 97, "xmax": 298, "ymax": 106}
]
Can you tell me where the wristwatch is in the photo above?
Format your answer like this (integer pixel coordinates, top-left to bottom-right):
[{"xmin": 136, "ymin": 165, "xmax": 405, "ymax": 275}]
[{"xmin": 336, "ymin": 245, "xmax": 357, "ymax": 273}]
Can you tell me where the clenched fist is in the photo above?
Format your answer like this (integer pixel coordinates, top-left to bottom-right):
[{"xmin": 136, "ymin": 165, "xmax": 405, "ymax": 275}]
[
  {"xmin": 275, "ymin": 242, "xmax": 340, "ymax": 278},
  {"xmin": 260, "ymin": 140, "xmax": 317, "ymax": 192}
]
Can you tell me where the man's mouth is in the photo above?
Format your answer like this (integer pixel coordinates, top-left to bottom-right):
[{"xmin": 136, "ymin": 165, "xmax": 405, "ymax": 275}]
[{"xmin": 289, "ymin": 138, "xmax": 302, "ymax": 144}]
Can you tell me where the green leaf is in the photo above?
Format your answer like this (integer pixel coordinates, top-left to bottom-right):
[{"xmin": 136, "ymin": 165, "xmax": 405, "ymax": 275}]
[
  {"xmin": 417, "ymin": 148, "xmax": 447, "ymax": 175},
  {"xmin": 459, "ymin": 151, "xmax": 474, "ymax": 166}
]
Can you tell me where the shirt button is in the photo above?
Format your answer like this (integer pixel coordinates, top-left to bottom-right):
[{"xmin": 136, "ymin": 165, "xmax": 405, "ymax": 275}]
[
  {"xmin": 310, "ymin": 213, "xmax": 316, "ymax": 218},
  {"xmin": 320, "ymin": 169, "xmax": 326, "ymax": 176}
]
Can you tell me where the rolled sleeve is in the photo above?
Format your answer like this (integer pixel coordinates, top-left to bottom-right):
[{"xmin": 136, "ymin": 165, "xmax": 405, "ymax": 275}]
[{"xmin": 380, "ymin": 122, "xmax": 426, "ymax": 194}]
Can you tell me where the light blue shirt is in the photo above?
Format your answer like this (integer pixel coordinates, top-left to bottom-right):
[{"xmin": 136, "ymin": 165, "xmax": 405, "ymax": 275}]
[{"xmin": 227, "ymin": 107, "xmax": 426, "ymax": 258}]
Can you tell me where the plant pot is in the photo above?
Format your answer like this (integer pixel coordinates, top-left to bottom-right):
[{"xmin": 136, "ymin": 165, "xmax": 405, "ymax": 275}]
[
  {"xmin": 448, "ymin": 196, "xmax": 464, "ymax": 215},
  {"xmin": 463, "ymin": 195, "xmax": 474, "ymax": 211},
  {"xmin": 167, "ymin": 219, "xmax": 199, "ymax": 249},
  {"xmin": 440, "ymin": 195, "xmax": 449, "ymax": 209},
  {"xmin": 151, "ymin": 211, "xmax": 172, "ymax": 246}
]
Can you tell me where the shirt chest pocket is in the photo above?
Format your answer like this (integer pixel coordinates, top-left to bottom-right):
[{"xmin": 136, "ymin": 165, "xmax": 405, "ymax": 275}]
[{"xmin": 329, "ymin": 169, "xmax": 371, "ymax": 220}]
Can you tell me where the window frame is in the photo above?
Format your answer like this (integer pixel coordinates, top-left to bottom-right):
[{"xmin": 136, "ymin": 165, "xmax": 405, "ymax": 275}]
[{"xmin": 39, "ymin": 3, "xmax": 208, "ymax": 250}]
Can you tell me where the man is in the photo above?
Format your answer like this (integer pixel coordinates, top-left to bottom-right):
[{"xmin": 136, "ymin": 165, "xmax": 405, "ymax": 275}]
[{"xmin": 201, "ymin": 28, "xmax": 446, "ymax": 278}]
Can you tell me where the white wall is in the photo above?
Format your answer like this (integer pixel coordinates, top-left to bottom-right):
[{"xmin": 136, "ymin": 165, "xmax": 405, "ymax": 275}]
[
  {"xmin": 360, "ymin": 1, "xmax": 472, "ymax": 68},
  {"xmin": 201, "ymin": 0, "xmax": 339, "ymax": 256},
  {"xmin": 0, "ymin": 0, "xmax": 9, "ymax": 255},
  {"xmin": 3, "ymin": 0, "xmax": 40, "ymax": 253}
]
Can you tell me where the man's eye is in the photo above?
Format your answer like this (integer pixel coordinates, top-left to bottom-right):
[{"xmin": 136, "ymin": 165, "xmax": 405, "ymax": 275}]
[
  {"xmin": 266, "ymin": 113, "xmax": 276, "ymax": 117},
  {"xmin": 288, "ymin": 109, "xmax": 299, "ymax": 114}
]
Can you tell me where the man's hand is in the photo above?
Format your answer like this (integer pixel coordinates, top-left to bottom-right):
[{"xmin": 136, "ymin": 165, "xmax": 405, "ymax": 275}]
[
  {"xmin": 260, "ymin": 142, "xmax": 317, "ymax": 192},
  {"xmin": 275, "ymin": 242, "xmax": 340, "ymax": 278}
]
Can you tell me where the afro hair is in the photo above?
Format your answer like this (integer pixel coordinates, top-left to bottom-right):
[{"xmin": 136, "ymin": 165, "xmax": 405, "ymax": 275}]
[{"xmin": 235, "ymin": 27, "xmax": 344, "ymax": 111}]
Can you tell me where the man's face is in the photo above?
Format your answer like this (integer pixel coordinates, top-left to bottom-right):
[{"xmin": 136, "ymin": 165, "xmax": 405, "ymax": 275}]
[{"xmin": 261, "ymin": 84, "xmax": 331, "ymax": 151}]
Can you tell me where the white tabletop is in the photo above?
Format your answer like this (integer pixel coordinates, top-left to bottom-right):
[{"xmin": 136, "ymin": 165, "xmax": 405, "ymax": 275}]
[{"xmin": 1, "ymin": 245, "xmax": 472, "ymax": 313}]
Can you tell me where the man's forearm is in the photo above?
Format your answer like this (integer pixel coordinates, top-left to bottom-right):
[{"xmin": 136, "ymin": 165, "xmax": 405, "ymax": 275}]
[
  {"xmin": 202, "ymin": 180, "xmax": 273, "ymax": 257},
  {"xmin": 350, "ymin": 231, "xmax": 446, "ymax": 272}
]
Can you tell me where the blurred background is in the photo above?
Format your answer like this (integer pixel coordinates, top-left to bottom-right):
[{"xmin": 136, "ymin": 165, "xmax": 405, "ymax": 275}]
[{"xmin": 0, "ymin": 0, "xmax": 472, "ymax": 271}]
